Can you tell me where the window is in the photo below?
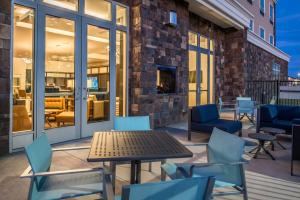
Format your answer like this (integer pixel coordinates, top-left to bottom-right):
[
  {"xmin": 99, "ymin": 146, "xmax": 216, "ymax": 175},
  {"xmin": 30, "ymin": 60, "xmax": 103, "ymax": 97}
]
[
  {"xmin": 116, "ymin": 5, "xmax": 127, "ymax": 26},
  {"xmin": 249, "ymin": 19, "xmax": 254, "ymax": 32},
  {"xmin": 269, "ymin": 35, "xmax": 274, "ymax": 45},
  {"xmin": 260, "ymin": 0, "xmax": 265, "ymax": 14},
  {"xmin": 188, "ymin": 32, "xmax": 197, "ymax": 46},
  {"xmin": 85, "ymin": 0, "xmax": 111, "ymax": 20},
  {"xmin": 43, "ymin": 0, "xmax": 78, "ymax": 11},
  {"xmin": 200, "ymin": 36, "xmax": 208, "ymax": 49},
  {"xmin": 272, "ymin": 63, "xmax": 280, "ymax": 80},
  {"xmin": 13, "ymin": 5, "xmax": 35, "ymax": 133},
  {"xmin": 260, "ymin": 27, "xmax": 265, "ymax": 40},
  {"xmin": 270, "ymin": 4, "xmax": 274, "ymax": 23}
]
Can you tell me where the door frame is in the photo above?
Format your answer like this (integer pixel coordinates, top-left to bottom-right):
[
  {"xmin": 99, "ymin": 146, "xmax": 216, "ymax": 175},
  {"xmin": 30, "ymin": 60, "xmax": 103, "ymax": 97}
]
[
  {"xmin": 80, "ymin": 16, "xmax": 116, "ymax": 138},
  {"xmin": 188, "ymin": 32, "xmax": 213, "ymax": 106},
  {"xmin": 36, "ymin": 5, "xmax": 82, "ymax": 144}
]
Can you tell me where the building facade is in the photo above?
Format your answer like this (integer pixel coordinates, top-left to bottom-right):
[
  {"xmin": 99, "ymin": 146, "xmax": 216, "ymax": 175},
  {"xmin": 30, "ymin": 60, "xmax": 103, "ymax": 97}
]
[{"xmin": 0, "ymin": 0, "xmax": 290, "ymax": 154}]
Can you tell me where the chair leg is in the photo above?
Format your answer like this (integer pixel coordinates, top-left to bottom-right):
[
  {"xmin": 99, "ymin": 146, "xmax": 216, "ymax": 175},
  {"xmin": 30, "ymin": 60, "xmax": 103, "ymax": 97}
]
[
  {"xmin": 239, "ymin": 130, "xmax": 242, "ymax": 137},
  {"xmin": 110, "ymin": 162, "xmax": 116, "ymax": 192},
  {"xmin": 148, "ymin": 162, "xmax": 152, "ymax": 172}
]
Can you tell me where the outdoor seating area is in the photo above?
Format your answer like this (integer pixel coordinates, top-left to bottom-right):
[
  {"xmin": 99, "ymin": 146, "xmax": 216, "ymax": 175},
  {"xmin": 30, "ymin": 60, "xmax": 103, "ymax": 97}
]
[{"xmin": 0, "ymin": 113, "xmax": 299, "ymax": 200}]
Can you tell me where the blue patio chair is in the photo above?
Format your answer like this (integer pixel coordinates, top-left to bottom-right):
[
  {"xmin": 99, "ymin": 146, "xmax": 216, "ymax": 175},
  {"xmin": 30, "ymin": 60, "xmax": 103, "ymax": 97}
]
[
  {"xmin": 103, "ymin": 174, "xmax": 215, "ymax": 200},
  {"xmin": 114, "ymin": 116, "xmax": 151, "ymax": 131},
  {"xmin": 20, "ymin": 134, "xmax": 105, "ymax": 200},
  {"xmin": 162, "ymin": 128, "xmax": 249, "ymax": 200},
  {"xmin": 236, "ymin": 99, "xmax": 255, "ymax": 123}
]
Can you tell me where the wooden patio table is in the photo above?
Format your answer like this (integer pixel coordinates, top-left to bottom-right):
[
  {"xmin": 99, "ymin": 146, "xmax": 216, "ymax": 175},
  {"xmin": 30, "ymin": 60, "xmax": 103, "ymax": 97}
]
[{"xmin": 87, "ymin": 131, "xmax": 193, "ymax": 185}]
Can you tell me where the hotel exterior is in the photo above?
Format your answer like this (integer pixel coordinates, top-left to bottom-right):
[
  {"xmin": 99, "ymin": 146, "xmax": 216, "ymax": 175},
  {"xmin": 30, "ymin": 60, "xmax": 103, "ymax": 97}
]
[{"xmin": 0, "ymin": 0, "xmax": 290, "ymax": 154}]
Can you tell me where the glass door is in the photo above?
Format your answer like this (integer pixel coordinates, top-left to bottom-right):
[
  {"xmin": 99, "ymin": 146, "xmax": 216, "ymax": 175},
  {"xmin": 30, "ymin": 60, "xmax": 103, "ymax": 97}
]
[
  {"xmin": 36, "ymin": 6, "xmax": 81, "ymax": 143},
  {"xmin": 81, "ymin": 18, "xmax": 114, "ymax": 137}
]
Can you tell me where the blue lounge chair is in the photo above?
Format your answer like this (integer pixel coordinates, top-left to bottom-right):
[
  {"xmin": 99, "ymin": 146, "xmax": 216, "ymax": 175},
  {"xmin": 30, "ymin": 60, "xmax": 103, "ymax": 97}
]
[
  {"xmin": 103, "ymin": 175, "xmax": 215, "ymax": 200},
  {"xmin": 162, "ymin": 128, "xmax": 249, "ymax": 200},
  {"xmin": 20, "ymin": 134, "xmax": 105, "ymax": 200}
]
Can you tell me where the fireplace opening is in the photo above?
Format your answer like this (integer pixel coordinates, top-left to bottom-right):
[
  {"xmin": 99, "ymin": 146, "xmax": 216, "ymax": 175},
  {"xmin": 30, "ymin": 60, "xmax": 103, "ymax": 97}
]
[{"xmin": 156, "ymin": 65, "xmax": 176, "ymax": 94}]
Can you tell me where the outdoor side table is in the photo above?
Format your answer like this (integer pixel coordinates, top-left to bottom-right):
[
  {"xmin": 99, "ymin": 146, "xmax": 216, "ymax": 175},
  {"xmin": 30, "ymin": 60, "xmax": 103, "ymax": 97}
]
[
  {"xmin": 260, "ymin": 127, "xmax": 286, "ymax": 150},
  {"xmin": 248, "ymin": 133, "xmax": 276, "ymax": 160},
  {"xmin": 87, "ymin": 131, "xmax": 193, "ymax": 185}
]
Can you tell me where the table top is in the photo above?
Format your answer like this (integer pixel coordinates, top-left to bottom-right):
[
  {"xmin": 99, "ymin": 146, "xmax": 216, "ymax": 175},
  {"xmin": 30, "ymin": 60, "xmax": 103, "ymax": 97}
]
[
  {"xmin": 248, "ymin": 133, "xmax": 276, "ymax": 141},
  {"xmin": 87, "ymin": 131, "xmax": 193, "ymax": 162},
  {"xmin": 260, "ymin": 127, "xmax": 286, "ymax": 134}
]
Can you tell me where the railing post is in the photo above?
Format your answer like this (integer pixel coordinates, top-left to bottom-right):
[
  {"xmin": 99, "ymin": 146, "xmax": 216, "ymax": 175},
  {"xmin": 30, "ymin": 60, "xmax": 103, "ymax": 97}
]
[{"xmin": 276, "ymin": 80, "xmax": 279, "ymax": 104}]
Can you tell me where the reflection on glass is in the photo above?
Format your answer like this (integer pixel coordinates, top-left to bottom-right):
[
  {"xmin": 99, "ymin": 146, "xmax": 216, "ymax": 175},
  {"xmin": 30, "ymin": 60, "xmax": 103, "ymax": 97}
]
[
  {"xmin": 188, "ymin": 50, "xmax": 197, "ymax": 107},
  {"xmin": 13, "ymin": 5, "xmax": 34, "ymax": 133},
  {"xmin": 116, "ymin": 31, "xmax": 127, "ymax": 116},
  {"xmin": 87, "ymin": 25, "xmax": 110, "ymax": 123},
  {"xmin": 210, "ymin": 39, "xmax": 214, "ymax": 52},
  {"xmin": 210, "ymin": 54, "xmax": 214, "ymax": 103},
  {"xmin": 44, "ymin": 16, "xmax": 75, "ymax": 129},
  {"xmin": 85, "ymin": 0, "xmax": 111, "ymax": 20},
  {"xmin": 116, "ymin": 5, "xmax": 127, "ymax": 26},
  {"xmin": 200, "ymin": 36, "xmax": 208, "ymax": 49},
  {"xmin": 189, "ymin": 32, "xmax": 197, "ymax": 46},
  {"xmin": 200, "ymin": 54, "xmax": 208, "ymax": 105},
  {"xmin": 43, "ymin": 0, "xmax": 78, "ymax": 11}
]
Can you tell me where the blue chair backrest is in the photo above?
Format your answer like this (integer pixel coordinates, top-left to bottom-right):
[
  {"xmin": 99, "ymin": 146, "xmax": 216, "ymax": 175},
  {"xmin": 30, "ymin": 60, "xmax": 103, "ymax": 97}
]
[
  {"xmin": 191, "ymin": 104, "xmax": 219, "ymax": 123},
  {"xmin": 114, "ymin": 116, "xmax": 151, "ymax": 131},
  {"xmin": 237, "ymin": 100, "xmax": 255, "ymax": 113},
  {"xmin": 236, "ymin": 97, "xmax": 251, "ymax": 101},
  {"xmin": 25, "ymin": 134, "xmax": 52, "ymax": 197},
  {"xmin": 121, "ymin": 177, "xmax": 214, "ymax": 200},
  {"xmin": 207, "ymin": 128, "xmax": 245, "ymax": 186}
]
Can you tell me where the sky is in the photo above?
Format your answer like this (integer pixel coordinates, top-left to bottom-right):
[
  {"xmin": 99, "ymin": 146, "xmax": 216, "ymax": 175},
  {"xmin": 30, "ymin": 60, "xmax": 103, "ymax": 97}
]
[{"xmin": 276, "ymin": 0, "xmax": 300, "ymax": 78}]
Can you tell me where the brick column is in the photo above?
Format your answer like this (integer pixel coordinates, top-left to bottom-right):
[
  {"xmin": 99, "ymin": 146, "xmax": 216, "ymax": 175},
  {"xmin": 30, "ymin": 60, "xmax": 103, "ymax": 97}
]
[{"xmin": 0, "ymin": 0, "xmax": 11, "ymax": 155}]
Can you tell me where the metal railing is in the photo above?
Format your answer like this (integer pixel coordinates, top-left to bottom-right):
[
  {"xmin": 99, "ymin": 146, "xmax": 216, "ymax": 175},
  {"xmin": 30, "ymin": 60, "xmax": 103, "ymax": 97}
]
[{"xmin": 245, "ymin": 80, "xmax": 300, "ymax": 105}]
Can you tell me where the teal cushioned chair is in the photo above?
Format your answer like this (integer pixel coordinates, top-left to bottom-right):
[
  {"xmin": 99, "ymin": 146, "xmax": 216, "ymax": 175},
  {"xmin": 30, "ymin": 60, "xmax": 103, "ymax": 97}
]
[
  {"xmin": 236, "ymin": 99, "xmax": 255, "ymax": 123},
  {"xmin": 103, "ymin": 175, "xmax": 215, "ymax": 200},
  {"xmin": 162, "ymin": 128, "xmax": 249, "ymax": 200},
  {"xmin": 21, "ymin": 134, "xmax": 106, "ymax": 200},
  {"xmin": 114, "ymin": 116, "xmax": 151, "ymax": 131}
]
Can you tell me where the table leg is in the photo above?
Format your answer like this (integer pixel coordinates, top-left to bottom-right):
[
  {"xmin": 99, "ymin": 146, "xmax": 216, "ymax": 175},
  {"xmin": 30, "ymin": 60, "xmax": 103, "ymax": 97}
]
[
  {"xmin": 130, "ymin": 160, "xmax": 142, "ymax": 184},
  {"xmin": 253, "ymin": 145, "xmax": 262, "ymax": 159},
  {"xmin": 161, "ymin": 160, "xmax": 167, "ymax": 181},
  {"xmin": 271, "ymin": 141, "xmax": 275, "ymax": 151},
  {"xmin": 277, "ymin": 140, "xmax": 286, "ymax": 150},
  {"xmin": 110, "ymin": 161, "xmax": 116, "ymax": 191}
]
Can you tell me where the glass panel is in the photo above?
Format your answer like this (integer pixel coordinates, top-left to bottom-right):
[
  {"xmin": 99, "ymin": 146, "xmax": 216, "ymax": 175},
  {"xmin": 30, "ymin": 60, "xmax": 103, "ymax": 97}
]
[
  {"xmin": 210, "ymin": 39, "xmax": 214, "ymax": 52},
  {"xmin": 188, "ymin": 50, "xmax": 197, "ymax": 107},
  {"xmin": 44, "ymin": 16, "xmax": 75, "ymax": 129},
  {"xmin": 200, "ymin": 36, "xmax": 208, "ymax": 49},
  {"xmin": 200, "ymin": 53, "xmax": 208, "ymax": 105},
  {"xmin": 116, "ymin": 5, "xmax": 127, "ymax": 26},
  {"xmin": 210, "ymin": 54, "xmax": 214, "ymax": 103},
  {"xmin": 43, "ymin": 0, "xmax": 78, "ymax": 11},
  {"xmin": 13, "ymin": 5, "xmax": 34, "ymax": 133},
  {"xmin": 87, "ymin": 25, "xmax": 110, "ymax": 123},
  {"xmin": 188, "ymin": 32, "xmax": 197, "ymax": 46},
  {"xmin": 116, "ymin": 31, "xmax": 127, "ymax": 116},
  {"xmin": 85, "ymin": 0, "xmax": 111, "ymax": 21},
  {"xmin": 201, "ymin": 91, "xmax": 208, "ymax": 105}
]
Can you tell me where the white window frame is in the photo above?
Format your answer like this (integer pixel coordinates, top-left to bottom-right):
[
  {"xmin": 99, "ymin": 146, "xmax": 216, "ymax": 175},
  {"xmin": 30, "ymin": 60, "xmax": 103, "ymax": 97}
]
[
  {"xmin": 269, "ymin": 34, "xmax": 274, "ymax": 45},
  {"xmin": 260, "ymin": 0, "xmax": 265, "ymax": 14},
  {"xmin": 249, "ymin": 19, "xmax": 254, "ymax": 32},
  {"xmin": 259, "ymin": 26, "xmax": 265, "ymax": 40},
  {"xmin": 269, "ymin": 3, "xmax": 274, "ymax": 22}
]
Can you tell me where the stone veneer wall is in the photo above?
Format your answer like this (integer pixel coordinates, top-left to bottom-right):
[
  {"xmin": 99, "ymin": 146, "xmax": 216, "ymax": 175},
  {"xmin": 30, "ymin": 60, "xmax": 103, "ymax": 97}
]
[
  {"xmin": 0, "ymin": 0, "xmax": 11, "ymax": 155},
  {"xmin": 245, "ymin": 42, "xmax": 288, "ymax": 80},
  {"xmin": 130, "ymin": 0, "xmax": 189, "ymax": 128}
]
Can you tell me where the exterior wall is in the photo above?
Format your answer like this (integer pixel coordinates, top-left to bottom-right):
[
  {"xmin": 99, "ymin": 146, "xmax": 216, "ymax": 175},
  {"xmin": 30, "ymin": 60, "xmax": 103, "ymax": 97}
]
[
  {"xmin": 0, "ymin": 0, "xmax": 11, "ymax": 155},
  {"xmin": 245, "ymin": 42, "xmax": 288, "ymax": 81},
  {"xmin": 129, "ymin": 0, "xmax": 189, "ymax": 128},
  {"xmin": 237, "ymin": 0, "xmax": 275, "ymax": 44}
]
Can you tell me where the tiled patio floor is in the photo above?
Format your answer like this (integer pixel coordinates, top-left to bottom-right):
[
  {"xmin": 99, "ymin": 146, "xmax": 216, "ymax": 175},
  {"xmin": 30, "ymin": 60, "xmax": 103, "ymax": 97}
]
[{"xmin": 1, "ymin": 113, "xmax": 300, "ymax": 199}]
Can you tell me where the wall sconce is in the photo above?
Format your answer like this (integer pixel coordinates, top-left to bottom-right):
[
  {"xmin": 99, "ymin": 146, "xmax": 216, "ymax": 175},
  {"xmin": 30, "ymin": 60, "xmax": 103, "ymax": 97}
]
[{"xmin": 169, "ymin": 10, "xmax": 177, "ymax": 26}]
